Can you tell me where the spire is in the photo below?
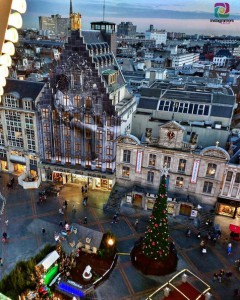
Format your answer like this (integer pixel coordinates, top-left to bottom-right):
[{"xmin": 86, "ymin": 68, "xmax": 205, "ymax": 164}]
[{"xmin": 70, "ymin": 0, "xmax": 73, "ymax": 15}]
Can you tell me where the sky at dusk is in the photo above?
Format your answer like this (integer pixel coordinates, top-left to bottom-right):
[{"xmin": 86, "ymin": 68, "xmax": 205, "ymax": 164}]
[{"xmin": 23, "ymin": 0, "xmax": 240, "ymax": 35}]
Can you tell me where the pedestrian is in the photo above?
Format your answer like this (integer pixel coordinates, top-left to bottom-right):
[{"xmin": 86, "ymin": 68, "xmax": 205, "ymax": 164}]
[
  {"xmin": 59, "ymin": 221, "xmax": 63, "ymax": 227},
  {"xmin": 5, "ymin": 220, "xmax": 8, "ymax": 226},
  {"xmin": 134, "ymin": 219, "xmax": 139, "ymax": 229},
  {"xmin": 83, "ymin": 217, "xmax": 88, "ymax": 224},
  {"xmin": 213, "ymin": 273, "xmax": 218, "ymax": 281},
  {"xmin": 72, "ymin": 204, "xmax": 76, "ymax": 213},
  {"xmin": 64, "ymin": 200, "xmax": 68, "ymax": 207},
  {"xmin": 186, "ymin": 228, "xmax": 191, "ymax": 237},
  {"xmin": 42, "ymin": 228, "xmax": 45, "ymax": 234},
  {"xmin": 0, "ymin": 258, "xmax": 3, "ymax": 266},
  {"xmin": 59, "ymin": 208, "xmax": 64, "ymax": 215},
  {"xmin": 112, "ymin": 214, "xmax": 118, "ymax": 224},
  {"xmin": 227, "ymin": 242, "xmax": 232, "ymax": 255}
]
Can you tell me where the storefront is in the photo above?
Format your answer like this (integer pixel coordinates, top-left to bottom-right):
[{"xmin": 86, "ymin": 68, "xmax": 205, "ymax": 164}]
[
  {"xmin": 42, "ymin": 165, "xmax": 114, "ymax": 191},
  {"xmin": 0, "ymin": 158, "xmax": 8, "ymax": 172},
  {"xmin": 179, "ymin": 203, "xmax": 193, "ymax": 217},
  {"xmin": 216, "ymin": 197, "xmax": 240, "ymax": 219}
]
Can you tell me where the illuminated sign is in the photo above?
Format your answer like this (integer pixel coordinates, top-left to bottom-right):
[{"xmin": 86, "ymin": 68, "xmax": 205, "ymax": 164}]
[
  {"xmin": 58, "ymin": 282, "xmax": 84, "ymax": 297},
  {"xmin": 135, "ymin": 150, "xmax": 143, "ymax": 173},
  {"xmin": 190, "ymin": 159, "xmax": 200, "ymax": 184}
]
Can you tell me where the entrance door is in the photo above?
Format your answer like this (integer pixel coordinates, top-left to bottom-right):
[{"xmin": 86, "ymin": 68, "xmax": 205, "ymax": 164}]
[
  {"xmin": 133, "ymin": 194, "xmax": 143, "ymax": 207},
  {"xmin": 180, "ymin": 204, "xmax": 192, "ymax": 216}
]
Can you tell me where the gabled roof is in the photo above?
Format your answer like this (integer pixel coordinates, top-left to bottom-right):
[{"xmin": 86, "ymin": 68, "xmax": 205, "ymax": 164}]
[
  {"xmin": 5, "ymin": 79, "xmax": 45, "ymax": 100},
  {"xmin": 200, "ymin": 146, "xmax": 230, "ymax": 160},
  {"xmin": 160, "ymin": 120, "xmax": 185, "ymax": 131}
]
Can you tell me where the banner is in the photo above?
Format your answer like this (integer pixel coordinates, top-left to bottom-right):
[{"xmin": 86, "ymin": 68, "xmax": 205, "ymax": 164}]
[
  {"xmin": 135, "ymin": 151, "xmax": 143, "ymax": 173},
  {"xmin": 191, "ymin": 159, "xmax": 200, "ymax": 184}
]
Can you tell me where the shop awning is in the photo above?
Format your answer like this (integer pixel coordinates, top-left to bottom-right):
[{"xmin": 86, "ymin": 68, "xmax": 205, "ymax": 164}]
[{"xmin": 229, "ymin": 224, "xmax": 240, "ymax": 234}]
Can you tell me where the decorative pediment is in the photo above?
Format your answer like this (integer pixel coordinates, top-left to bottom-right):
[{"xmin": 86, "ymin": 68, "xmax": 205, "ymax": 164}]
[
  {"xmin": 116, "ymin": 134, "xmax": 140, "ymax": 145},
  {"xmin": 200, "ymin": 146, "xmax": 230, "ymax": 160},
  {"xmin": 160, "ymin": 121, "xmax": 185, "ymax": 131}
]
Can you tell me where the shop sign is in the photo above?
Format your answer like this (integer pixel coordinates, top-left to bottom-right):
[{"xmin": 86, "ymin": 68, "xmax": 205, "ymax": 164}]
[
  {"xmin": 190, "ymin": 209, "xmax": 198, "ymax": 218},
  {"xmin": 190, "ymin": 159, "xmax": 200, "ymax": 184},
  {"xmin": 135, "ymin": 150, "xmax": 143, "ymax": 173}
]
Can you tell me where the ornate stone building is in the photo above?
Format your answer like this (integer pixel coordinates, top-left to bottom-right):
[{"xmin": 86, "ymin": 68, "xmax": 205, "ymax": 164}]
[
  {"xmin": 116, "ymin": 121, "xmax": 230, "ymax": 211},
  {"xmin": 37, "ymin": 7, "xmax": 136, "ymax": 189}
]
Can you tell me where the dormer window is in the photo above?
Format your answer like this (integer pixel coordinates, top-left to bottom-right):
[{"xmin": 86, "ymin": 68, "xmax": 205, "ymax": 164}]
[{"xmin": 24, "ymin": 100, "xmax": 31, "ymax": 110}]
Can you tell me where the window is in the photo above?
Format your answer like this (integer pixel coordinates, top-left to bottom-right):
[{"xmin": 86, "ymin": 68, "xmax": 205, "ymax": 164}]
[
  {"xmin": 226, "ymin": 171, "xmax": 233, "ymax": 181},
  {"xmin": 164, "ymin": 156, "xmax": 171, "ymax": 168},
  {"xmin": 206, "ymin": 163, "xmax": 217, "ymax": 178},
  {"xmin": 4, "ymin": 95, "xmax": 18, "ymax": 108},
  {"xmin": 74, "ymin": 95, "xmax": 80, "ymax": 107},
  {"xmin": 23, "ymin": 101, "xmax": 31, "ymax": 110},
  {"xmin": 203, "ymin": 181, "xmax": 213, "ymax": 194},
  {"xmin": 96, "ymin": 130, "xmax": 103, "ymax": 140},
  {"xmin": 75, "ymin": 155, "xmax": 81, "ymax": 165},
  {"xmin": 235, "ymin": 173, "xmax": 240, "ymax": 184},
  {"xmin": 45, "ymin": 151, "xmax": 51, "ymax": 161},
  {"xmin": 147, "ymin": 171, "xmax": 154, "ymax": 183},
  {"xmin": 96, "ymin": 159, "xmax": 102, "ymax": 169},
  {"xmin": 96, "ymin": 144, "xmax": 102, "ymax": 154},
  {"xmin": 85, "ymin": 96, "xmax": 92, "ymax": 109},
  {"xmin": 85, "ymin": 129, "xmax": 91, "ymax": 139},
  {"xmin": 86, "ymin": 157, "xmax": 91, "ymax": 167},
  {"xmin": 123, "ymin": 150, "xmax": 131, "ymax": 163},
  {"xmin": 122, "ymin": 166, "xmax": 130, "ymax": 177},
  {"xmin": 85, "ymin": 114, "xmax": 91, "ymax": 124},
  {"xmin": 106, "ymin": 159, "xmax": 112, "ymax": 170},
  {"xmin": 178, "ymin": 159, "xmax": 186, "ymax": 173},
  {"xmin": 148, "ymin": 154, "xmax": 156, "ymax": 167},
  {"xmin": 106, "ymin": 146, "xmax": 113, "ymax": 156},
  {"xmin": 175, "ymin": 176, "xmax": 184, "ymax": 188}
]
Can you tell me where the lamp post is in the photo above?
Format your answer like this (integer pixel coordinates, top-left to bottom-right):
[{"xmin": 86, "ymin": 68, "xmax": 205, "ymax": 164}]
[{"xmin": 0, "ymin": 0, "xmax": 27, "ymax": 96}]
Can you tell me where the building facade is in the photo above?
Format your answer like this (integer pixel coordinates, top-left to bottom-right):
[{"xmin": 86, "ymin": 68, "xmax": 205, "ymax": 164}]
[
  {"xmin": 116, "ymin": 121, "xmax": 230, "ymax": 211},
  {"xmin": 39, "ymin": 14, "xmax": 69, "ymax": 37},
  {"xmin": 36, "ymin": 15, "xmax": 136, "ymax": 190},
  {"xmin": 117, "ymin": 22, "xmax": 137, "ymax": 38},
  {"xmin": 0, "ymin": 79, "xmax": 45, "ymax": 178},
  {"xmin": 145, "ymin": 30, "xmax": 167, "ymax": 46},
  {"xmin": 132, "ymin": 77, "xmax": 236, "ymax": 148}
]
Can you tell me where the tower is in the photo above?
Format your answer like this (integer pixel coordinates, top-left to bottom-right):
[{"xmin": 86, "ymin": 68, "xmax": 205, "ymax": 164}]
[{"xmin": 70, "ymin": 0, "xmax": 81, "ymax": 31}]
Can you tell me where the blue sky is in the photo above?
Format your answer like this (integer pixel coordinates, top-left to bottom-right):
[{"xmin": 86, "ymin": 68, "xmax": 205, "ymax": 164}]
[{"xmin": 23, "ymin": 0, "xmax": 240, "ymax": 35}]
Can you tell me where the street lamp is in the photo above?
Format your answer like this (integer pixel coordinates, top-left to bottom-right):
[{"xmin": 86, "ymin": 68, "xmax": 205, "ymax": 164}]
[
  {"xmin": 108, "ymin": 238, "xmax": 114, "ymax": 246},
  {"xmin": 0, "ymin": 0, "xmax": 27, "ymax": 96}
]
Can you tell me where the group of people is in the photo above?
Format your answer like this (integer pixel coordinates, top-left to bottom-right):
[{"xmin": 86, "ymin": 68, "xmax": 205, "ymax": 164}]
[
  {"xmin": 213, "ymin": 269, "xmax": 232, "ymax": 283},
  {"xmin": 82, "ymin": 184, "xmax": 88, "ymax": 207}
]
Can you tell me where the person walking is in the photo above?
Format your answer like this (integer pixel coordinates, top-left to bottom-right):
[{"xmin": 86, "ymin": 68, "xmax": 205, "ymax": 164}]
[
  {"xmin": 135, "ymin": 219, "xmax": 139, "ymax": 229},
  {"xmin": 83, "ymin": 217, "xmax": 88, "ymax": 224},
  {"xmin": 0, "ymin": 258, "xmax": 3, "ymax": 266},
  {"xmin": 42, "ymin": 228, "xmax": 46, "ymax": 234},
  {"xmin": 227, "ymin": 242, "xmax": 232, "ymax": 255}
]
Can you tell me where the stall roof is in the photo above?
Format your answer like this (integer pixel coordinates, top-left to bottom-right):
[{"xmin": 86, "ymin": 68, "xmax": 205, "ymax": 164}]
[
  {"xmin": 229, "ymin": 224, "xmax": 240, "ymax": 234},
  {"xmin": 37, "ymin": 250, "xmax": 60, "ymax": 270}
]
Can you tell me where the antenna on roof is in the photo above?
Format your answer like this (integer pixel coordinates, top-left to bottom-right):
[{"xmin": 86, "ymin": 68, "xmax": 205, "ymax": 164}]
[
  {"xmin": 70, "ymin": 0, "xmax": 73, "ymax": 15},
  {"xmin": 103, "ymin": 0, "xmax": 105, "ymax": 21}
]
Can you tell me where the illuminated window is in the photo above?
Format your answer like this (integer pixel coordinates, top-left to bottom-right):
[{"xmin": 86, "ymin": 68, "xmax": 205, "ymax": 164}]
[
  {"xmin": 176, "ymin": 176, "xmax": 184, "ymax": 188},
  {"xmin": 148, "ymin": 154, "xmax": 156, "ymax": 167},
  {"xmin": 74, "ymin": 95, "xmax": 80, "ymax": 107},
  {"xmin": 85, "ymin": 114, "xmax": 91, "ymax": 124},
  {"xmin": 164, "ymin": 156, "xmax": 171, "ymax": 168},
  {"xmin": 122, "ymin": 166, "xmax": 130, "ymax": 177},
  {"xmin": 96, "ymin": 130, "xmax": 103, "ymax": 140},
  {"xmin": 178, "ymin": 159, "xmax": 186, "ymax": 173},
  {"xmin": 206, "ymin": 163, "xmax": 217, "ymax": 178}
]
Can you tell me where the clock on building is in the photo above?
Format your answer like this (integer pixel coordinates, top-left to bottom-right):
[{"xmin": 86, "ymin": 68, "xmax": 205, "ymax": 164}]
[{"xmin": 167, "ymin": 131, "xmax": 175, "ymax": 140}]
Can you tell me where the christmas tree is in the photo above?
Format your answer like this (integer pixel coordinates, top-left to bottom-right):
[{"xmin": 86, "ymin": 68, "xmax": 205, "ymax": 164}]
[{"xmin": 142, "ymin": 175, "xmax": 170, "ymax": 260}]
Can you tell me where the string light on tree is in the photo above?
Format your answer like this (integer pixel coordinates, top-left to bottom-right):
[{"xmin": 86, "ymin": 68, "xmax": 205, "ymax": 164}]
[{"xmin": 142, "ymin": 175, "xmax": 170, "ymax": 260}]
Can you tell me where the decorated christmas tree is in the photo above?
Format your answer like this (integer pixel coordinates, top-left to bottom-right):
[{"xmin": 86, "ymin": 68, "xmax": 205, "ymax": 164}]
[{"xmin": 142, "ymin": 175, "xmax": 170, "ymax": 260}]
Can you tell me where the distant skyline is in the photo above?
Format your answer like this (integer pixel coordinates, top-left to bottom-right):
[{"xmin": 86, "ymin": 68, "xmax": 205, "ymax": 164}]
[{"xmin": 23, "ymin": 0, "xmax": 240, "ymax": 35}]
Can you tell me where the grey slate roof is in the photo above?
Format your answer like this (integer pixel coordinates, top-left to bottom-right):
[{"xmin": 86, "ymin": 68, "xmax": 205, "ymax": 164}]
[
  {"xmin": 82, "ymin": 30, "xmax": 106, "ymax": 44},
  {"xmin": 5, "ymin": 79, "xmax": 45, "ymax": 100},
  {"xmin": 138, "ymin": 97, "xmax": 159, "ymax": 110},
  {"xmin": 211, "ymin": 105, "xmax": 233, "ymax": 118}
]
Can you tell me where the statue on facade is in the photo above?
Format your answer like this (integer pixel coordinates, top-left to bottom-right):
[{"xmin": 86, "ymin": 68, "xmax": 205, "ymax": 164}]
[
  {"xmin": 145, "ymin": 128, "xmax": 152, "ymax": 143},
  {"xmin": 190, "ymin": 132, "xmax": 198, "ymax": 145}
]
